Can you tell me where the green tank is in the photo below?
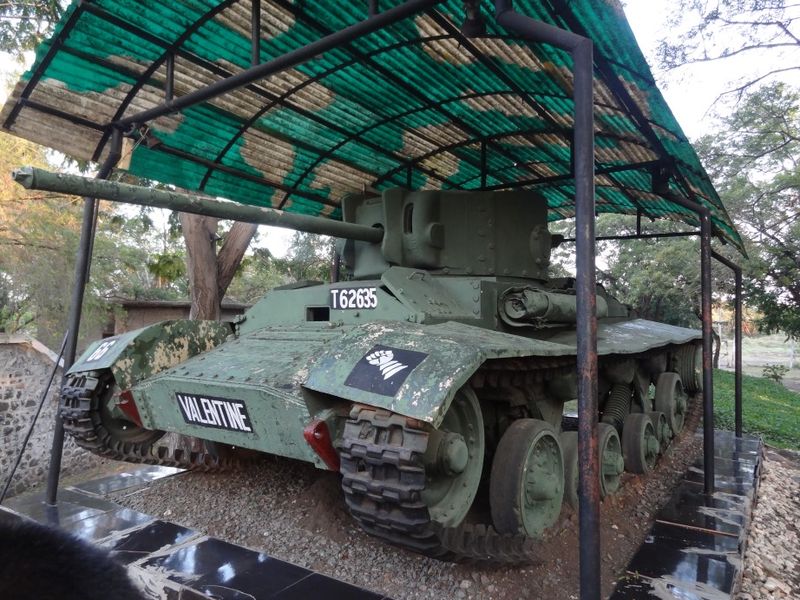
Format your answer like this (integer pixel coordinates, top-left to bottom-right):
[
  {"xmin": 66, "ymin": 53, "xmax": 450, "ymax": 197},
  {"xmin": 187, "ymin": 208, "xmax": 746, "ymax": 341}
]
[{"xmin": 17, "ymin": 167, "xmax": 702, "ymax": 563}]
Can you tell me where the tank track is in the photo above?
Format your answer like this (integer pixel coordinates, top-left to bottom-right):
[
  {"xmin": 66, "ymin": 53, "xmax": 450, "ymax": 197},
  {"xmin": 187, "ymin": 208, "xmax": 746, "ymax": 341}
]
[
  {"xmin": 339, "ymin": 406, "xmax": 536, "ymax": 564},
  {"xmin": 339, "ymin": 347, "xmax": 696, "ymax": 564},
  {"xmin": 60, "ymin": 370, "xmax": 236, "ymax": 471}
]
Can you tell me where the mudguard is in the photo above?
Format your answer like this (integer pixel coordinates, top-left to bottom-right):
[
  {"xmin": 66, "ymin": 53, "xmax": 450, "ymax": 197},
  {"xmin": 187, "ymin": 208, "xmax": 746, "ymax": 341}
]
[
  {"xmin": 304, "ymin": 319, "xmax": 701, "ymax": 427},
  {"xmin": 549, "ymin": 319, "xmax": 701, "ymax": 354},
  {"xmin": 304, "ymin": 320, "xmax": 575, "ymax": 426},
  {"xmin": 68, "ymin": 320, "xmax": 232, "ymax": 390}
]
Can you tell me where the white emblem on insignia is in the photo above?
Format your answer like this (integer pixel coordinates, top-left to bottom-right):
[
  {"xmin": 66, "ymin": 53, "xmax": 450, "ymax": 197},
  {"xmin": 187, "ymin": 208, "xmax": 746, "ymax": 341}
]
[{"xmin": 366, "ymin": 350, "xmax": 408, "ymax": 380}]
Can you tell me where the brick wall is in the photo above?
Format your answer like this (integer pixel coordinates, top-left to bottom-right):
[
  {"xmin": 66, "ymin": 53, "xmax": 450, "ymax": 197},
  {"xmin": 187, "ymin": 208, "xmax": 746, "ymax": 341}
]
[{"xmin": 0, "ymin": 335, "xmax": 103, "ymax": 497}]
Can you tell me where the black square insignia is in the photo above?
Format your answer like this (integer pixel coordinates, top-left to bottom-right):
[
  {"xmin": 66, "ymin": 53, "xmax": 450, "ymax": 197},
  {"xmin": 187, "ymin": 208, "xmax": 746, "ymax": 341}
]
[{"xmin": 344, "ymin": 344, "xmax": 428, "ymax": 397}]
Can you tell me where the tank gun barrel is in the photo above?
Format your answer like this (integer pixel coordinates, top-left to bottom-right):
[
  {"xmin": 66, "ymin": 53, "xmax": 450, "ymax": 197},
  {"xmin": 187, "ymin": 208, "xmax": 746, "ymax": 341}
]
[{"xmin": 12, "ymin": 167, "xmax": 384, "ymax": 243}]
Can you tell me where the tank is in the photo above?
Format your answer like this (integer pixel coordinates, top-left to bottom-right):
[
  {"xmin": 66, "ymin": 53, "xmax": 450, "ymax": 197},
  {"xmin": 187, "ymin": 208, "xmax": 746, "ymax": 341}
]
[{"xmin": 16, "ymin": 167, "xmax": 703, "ymax": 563}]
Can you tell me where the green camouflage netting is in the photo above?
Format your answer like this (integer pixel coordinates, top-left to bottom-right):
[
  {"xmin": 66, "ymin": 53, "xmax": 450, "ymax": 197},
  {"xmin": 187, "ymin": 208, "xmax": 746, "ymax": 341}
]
[{"xmin": 0, "ymin": 0, "xmax": 744, "ymax": 252}]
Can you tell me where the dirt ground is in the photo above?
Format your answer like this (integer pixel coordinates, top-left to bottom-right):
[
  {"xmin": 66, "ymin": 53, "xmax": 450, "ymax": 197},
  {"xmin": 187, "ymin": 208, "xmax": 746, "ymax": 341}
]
[{"xmin": 109, "ymin": 401, "xmax": 704, "ymax": 599}]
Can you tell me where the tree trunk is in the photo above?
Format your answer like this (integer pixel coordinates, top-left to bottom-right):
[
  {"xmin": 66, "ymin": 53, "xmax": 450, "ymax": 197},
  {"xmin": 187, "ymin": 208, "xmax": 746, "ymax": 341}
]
[
  {"xmin": 217, "ymin": 222, "xmax": 258, "ymax": 297},
  {"xmin": 180, "ymin": 214, "xmax": 257, "ymax": 321}
]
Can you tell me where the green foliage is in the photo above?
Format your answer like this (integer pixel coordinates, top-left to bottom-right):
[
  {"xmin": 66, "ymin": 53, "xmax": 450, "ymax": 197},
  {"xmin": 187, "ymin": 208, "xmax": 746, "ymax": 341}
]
[
  {"xmin": 225, "ymin": 247, "xmax": 288, "ymax": 304},
  {"xmin": 697, "ymin": 83, "xmax": 800, "ymax": 340},
  {"xmin": 762, "ymin": 364, "xmax": 789, "ymax": 383},
  {"xmin": 598, "ymin": 228, "xmax": 701, "ymax": 328},
  {"xmin": 0, "ymin": 1, "xmax": 63, "ymax": 59},
  {"xmin": 0, "ymin": 132, "xmax": 196, "ymax": 346},
  {"xmin": 147, "ymin": 252, "xmax": 186, "ymax": 286},
  {"xmin": 714, "ymin": 369, "xmax": 800, "ymax": 449},
  {"xmin": 656, "ymin": 1, "xmax": 799, "ymax": 99},
  {"xmin": 272, "ymin": 232, "xmax": 335, "ymax": 284}
]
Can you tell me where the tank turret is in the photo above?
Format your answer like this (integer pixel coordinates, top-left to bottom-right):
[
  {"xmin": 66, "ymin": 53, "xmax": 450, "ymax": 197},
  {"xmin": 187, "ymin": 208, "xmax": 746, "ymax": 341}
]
[{"xmin": 340, "ymin": 188, "xmax": 561, "ymax": 280}]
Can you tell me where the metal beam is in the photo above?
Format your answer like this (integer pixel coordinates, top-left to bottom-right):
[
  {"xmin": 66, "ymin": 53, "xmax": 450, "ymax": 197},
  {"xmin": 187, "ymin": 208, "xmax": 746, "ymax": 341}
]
[
  {"xmin": 494, "ymin": 4, "xmax": 599, "ymax": 599},
  {"xmin": 700, "ymin": 212, "xmax": 715, "ymax": 494},
  {"xmin": 113, "ymin": 0, "xmax": 446, "ymax": 129},
  {"xmin": 562, "ymin": 230, "xmax": 699, "ymax": 242},
  {"xmin": 712, "ymin": 251, "xmax": 743, "ymax": 437},
  {"xmin": 251, "ymin": 0, "xmax": 261, "ymax": 67},
  {"xmin": 84, "ymin": 0, "xmax": 238, "ymax": 162},
  {"xmin": 664, "ymin": 190, "xmax": 716, "ymax": 494},
  {"xmin": 271, "ymin": 0, "xmax": 534, "ymax": 204},
  {"xmin": 2, "ymin": 4, "xmax": 86, "ymax": 130},
  {"xmin": 45, "ymin": 128, "xmax": 123, "ymax": 506},
  {"xmin": 481, "ymin": 159, "xmax": 665, "ymax": 191}
]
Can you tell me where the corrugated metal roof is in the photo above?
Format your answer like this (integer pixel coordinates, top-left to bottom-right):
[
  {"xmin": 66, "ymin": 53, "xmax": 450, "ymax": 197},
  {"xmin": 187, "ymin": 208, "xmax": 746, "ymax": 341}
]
[{"xmin": 0, "ymin": 0, "xmax": 744, "ymax": 252}]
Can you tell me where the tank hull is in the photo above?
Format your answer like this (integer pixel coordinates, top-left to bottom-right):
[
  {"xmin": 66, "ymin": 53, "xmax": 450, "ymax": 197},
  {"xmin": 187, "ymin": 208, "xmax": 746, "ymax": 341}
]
[
  {"xmin": 67, "ymin": 273, "xmax": 700, "ymax": 462},
  {"xmin": 63, "ymin": 273, "xmax": 701, "ymax": 563}
]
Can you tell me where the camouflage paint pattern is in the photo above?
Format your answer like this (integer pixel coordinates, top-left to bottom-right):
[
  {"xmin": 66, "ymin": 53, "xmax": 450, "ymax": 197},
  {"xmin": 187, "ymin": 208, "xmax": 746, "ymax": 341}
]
[
  {"xmin": 69, "ymin": 320, "xmax": 232, "ymax": 390},
  {"xmin": 128, "ymin": 324, "xmax": 350, "ymax": 467}
]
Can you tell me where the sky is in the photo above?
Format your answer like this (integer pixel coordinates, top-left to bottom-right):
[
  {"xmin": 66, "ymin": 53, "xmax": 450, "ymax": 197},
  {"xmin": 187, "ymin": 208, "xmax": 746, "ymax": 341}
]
[{"xmin": 0, "ymin": 2, "xmax": 792, "ymax": 257}]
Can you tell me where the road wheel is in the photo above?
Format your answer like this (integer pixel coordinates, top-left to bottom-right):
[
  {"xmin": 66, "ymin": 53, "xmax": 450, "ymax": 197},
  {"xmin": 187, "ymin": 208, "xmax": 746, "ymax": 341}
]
[
  {"xmin": 598, "ymin": 423, "xmax": 624, "ymax": 496},
  {"xmin": 560, "ymin": 431, "xmax": 578, "ymax": 510},
  {"xmin": 655, "ymin": 372, "xmax": 688, "ymax": 435},
  {"xmin": 622, "ymin": 413, "xmax": 659, "ymax": 474},
  {"xmin": 490, "ymin": 419, "xmax": 563, "ymax": 537},
  {"xmin": 646, "ymin": 410, "xmax": 671, "ymax": 453}
]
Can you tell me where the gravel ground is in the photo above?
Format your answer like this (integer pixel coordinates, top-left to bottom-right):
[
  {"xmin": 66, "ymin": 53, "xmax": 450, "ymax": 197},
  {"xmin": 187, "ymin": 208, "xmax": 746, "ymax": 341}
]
[
  {"xmin": 737, "ymin": 447, "xmax": 800, "ymax": 600},
  {"xmin": 108, "ymin": 403, "xmax": 704, "ymax": 600}
]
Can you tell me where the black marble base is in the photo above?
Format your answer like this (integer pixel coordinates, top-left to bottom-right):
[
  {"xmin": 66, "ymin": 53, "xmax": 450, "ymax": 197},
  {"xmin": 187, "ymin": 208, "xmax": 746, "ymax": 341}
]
[
  {"xmin": 1, "ymin": 467, "xmax": 389, "ymax": 600},
  {"xmin": 610, "ymin": 431, "xmax": 763, "ymax": 600}
]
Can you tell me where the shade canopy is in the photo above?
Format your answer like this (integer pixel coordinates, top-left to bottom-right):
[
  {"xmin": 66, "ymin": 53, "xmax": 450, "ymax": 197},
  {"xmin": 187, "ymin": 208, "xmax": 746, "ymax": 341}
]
[{"xmin": 0, "ymin": 0, "xmax": 743, "ymax": 252}]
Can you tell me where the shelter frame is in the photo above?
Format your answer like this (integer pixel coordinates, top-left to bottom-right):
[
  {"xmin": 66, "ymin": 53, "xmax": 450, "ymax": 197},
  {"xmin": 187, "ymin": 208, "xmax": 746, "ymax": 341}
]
[{"xmin": 6, "ymin": 2, "xmax": 744, "ymax": 598}]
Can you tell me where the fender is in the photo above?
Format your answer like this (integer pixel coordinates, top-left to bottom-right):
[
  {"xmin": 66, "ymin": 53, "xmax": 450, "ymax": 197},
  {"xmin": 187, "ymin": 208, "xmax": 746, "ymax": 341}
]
[
  {"xmin": 303, "ymin": 320, "xmax": 574, "ymax": 427},
  {"xmin": 68, "ymin": 320, "xmax": 232, "ymax": 390}
]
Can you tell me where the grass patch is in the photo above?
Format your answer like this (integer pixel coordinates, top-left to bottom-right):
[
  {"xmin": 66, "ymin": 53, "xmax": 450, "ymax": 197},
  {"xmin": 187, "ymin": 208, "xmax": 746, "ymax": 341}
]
[{"xmin": 714, "ymin": 369, "xmax": 800, "ymax": 450}]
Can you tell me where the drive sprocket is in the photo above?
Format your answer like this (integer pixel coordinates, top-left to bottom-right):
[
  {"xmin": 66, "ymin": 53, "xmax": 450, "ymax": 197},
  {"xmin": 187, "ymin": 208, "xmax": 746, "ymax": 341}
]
[{"xmin": 338, "ymin": 405, "xmax": 537, "ymax": 564}]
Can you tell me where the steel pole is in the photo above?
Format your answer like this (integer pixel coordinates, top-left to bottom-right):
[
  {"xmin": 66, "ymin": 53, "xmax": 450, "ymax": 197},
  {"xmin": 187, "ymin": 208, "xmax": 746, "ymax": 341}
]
[
  {"xmin": 494, "ymin": 4, "xmax": 599, "ymax": 598},
  {"xmin": 734, "ymin": 268, "xmax": 743, "ymax": 437},
  {"xmin": 44, "ymin": 130, "xmax": 122, "ymax": 506},
  {"xmin": 572, "ymin": 38, "xmax": 600, "ymax": 600},
  {"xmin": 711, "ymin": 251, "xmax": 743, "ymax": 437},
  {"xmin": 700, "ymin": 213, "xmax": 715, "ymax": 494}
]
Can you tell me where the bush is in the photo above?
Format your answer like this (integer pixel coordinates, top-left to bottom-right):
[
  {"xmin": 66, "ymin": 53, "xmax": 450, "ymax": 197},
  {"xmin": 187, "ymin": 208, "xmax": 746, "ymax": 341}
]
[{"xmin": 762, "ymin": 364, "xmax": 789, "ymax": 383}]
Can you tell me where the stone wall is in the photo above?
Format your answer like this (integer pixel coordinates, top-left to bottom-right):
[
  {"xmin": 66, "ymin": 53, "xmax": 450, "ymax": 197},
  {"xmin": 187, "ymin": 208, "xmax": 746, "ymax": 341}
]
[{"xmin": 0, "ymin": 334, "xmax": 102, "ymax": 497}]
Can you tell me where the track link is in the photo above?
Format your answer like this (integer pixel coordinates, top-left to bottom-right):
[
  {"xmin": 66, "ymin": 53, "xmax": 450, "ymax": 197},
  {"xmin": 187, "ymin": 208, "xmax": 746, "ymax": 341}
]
[
  {"xmin": 339, "ymin": 406, "xmax": 536, "ymax": 564},
  {"xmin": 61, "ymin": 370, "xmax": 236, "ymax": 471}
]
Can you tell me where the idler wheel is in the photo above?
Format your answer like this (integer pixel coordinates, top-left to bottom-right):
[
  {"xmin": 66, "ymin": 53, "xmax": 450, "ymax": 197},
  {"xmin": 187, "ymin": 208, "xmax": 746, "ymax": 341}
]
[
  {"xmin": 646, "ymin": 410, "xmax": 672, "ymax": 453},
  {"xmin": 598, "ymin": 423, "xmax": 623, "ymax": 497},
  {"xmin": 421, "ymin": 387, "xmax": 485, "ymax": 528},
  {"xmin": 654, "ymin": 372, "xmax": 688, "ymax": 435},
  {"xmin": 490, "ymin": 419, "xmax": 564, "ymax": 537},
  {"xmin": 622, "ymin": 413, "xmax": 659, "ymax": 474},
  {"xmin": 561, "ymin": 424, "xmax": 622, "ymax": 508}
]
